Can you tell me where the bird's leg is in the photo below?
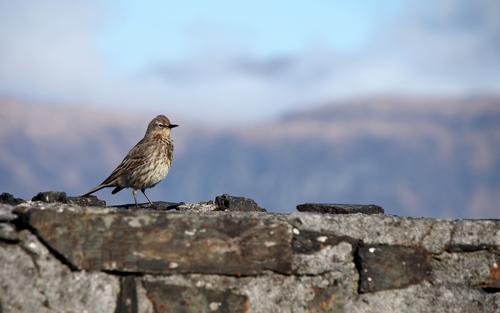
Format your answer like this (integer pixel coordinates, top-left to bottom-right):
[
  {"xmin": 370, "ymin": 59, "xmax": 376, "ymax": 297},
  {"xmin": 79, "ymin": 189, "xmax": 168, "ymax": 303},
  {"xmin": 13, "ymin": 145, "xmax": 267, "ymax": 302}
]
[
  {"xmin": 132, "ymin": 189, "xmax": 138, "ymax": 208},
  {"xmin": 141, "ymin": 188, "xmax": 153, "ymax": 206}
]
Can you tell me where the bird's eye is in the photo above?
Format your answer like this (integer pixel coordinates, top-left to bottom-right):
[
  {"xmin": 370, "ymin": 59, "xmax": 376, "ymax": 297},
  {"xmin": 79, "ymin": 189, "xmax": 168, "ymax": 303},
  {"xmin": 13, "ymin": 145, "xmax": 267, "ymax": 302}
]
[{"xmin": 157, "ymin": 124, "xmax": 165, "ymax": 128}]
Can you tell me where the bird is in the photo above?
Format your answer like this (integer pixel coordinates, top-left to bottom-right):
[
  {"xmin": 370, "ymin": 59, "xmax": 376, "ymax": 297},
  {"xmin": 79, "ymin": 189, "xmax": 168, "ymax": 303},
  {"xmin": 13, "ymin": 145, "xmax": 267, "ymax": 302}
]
[{"xmin": 82, "ymin": 115, "xmax": 178, "ymax": 207}]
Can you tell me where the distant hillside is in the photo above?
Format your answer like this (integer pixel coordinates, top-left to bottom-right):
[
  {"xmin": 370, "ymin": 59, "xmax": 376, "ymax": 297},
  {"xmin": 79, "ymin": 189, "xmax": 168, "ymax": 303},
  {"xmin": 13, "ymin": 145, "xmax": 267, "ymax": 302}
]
[{"xmin": 1, "ymin": 96, "xmax": 499, "ymax": 218}]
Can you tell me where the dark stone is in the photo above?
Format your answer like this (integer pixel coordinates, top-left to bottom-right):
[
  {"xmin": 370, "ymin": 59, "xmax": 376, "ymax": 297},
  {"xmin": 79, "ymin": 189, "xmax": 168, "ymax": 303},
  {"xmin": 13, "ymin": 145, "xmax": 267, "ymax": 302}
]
[
  {"xmin": 296, "ymin": 203, "xmax": 384, "ymax": 215},
  {"xmin": 357, "ymin": 245, "xmax": 431, "ymax": 293},
  {"xmin": 115, "ymin": 276, "xmax": 138, "ymax": 313},
  {"xmin": 32, "ymin": 192, "xmax": 106, "ymax": 207},
  {"xmin": 32, "ymin": 191, "xmax": 67, "ymax": 203},
  {"xmin": 142, "ymin": 281, "xmax": 249, "ymax": 313},
  {"xmin": 0, "ymin": 193, "xmax": 25, "ymax": 205},
  {"xmin": 67, "ymin": 196, "xmax": 106, "ymax": 207},
  {"xmin": 306, "ymin": 283, "xmax": 346, "ymax": 313},
  {"xmin": 17, "ymin": 205, "xmax": 293, "ymax": 275},
  {"xmin": 292, "ymin": 229, "xmax": 359, "ymax": 254},
  {"xmin": 112, "ymin": 201, "xmax": 183, "ymax": 210},
  {"xmin": 447, "ymin": 244, "xmax": 498, "ymax": 253},
  {"xmin": 215, "ymin": 194, "xmax": 266, "ymax": 212}
]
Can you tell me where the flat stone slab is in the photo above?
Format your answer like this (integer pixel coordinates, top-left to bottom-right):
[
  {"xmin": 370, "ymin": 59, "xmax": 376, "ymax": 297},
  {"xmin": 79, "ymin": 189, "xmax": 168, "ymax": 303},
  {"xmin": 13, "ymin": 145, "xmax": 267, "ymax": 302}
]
[
  {"xmin": 143, "ymin": 281, "xmax": 249, "ymax": 313},
  {"xmin": 111, "ymin": 201, "xmax": 183, "ymax": 210},
  {"xmin": 296, "ymin": 203, "xmax": 384, "ymax": 214},
  {"xmin": 15, "ymin": 203, "xmax": 293, "ymax": 275},
  {"xmin": 357, "ymin": 245, "xmax": 431, "ymax": 293}
]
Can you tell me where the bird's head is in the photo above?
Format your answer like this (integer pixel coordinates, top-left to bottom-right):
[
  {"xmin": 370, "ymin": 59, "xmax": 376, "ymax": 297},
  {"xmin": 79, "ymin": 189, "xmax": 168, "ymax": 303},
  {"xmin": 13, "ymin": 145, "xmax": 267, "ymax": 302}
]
[{"xmin": 145, "ymin": 115, "xmax": 178, "ymax": 138}]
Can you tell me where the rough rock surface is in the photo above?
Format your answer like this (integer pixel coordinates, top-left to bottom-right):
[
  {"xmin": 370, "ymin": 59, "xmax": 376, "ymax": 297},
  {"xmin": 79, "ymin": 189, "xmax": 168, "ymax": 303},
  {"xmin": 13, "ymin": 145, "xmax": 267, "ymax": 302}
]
[
  {"xmin": 67, "ymin": 195, "xmax": 106, "ymax": 207},
  {"xmin": 31, "ymin": 191, "xmax": 106, "ymax": 207},
  {"xmin": 0, "ymin": 223, "xmax": 18, "ymax": 242},
  {"xmin": 357, "ymin": 245, "xmax": 431, "ymax": 293},
  {"xmin": 0, "ymin": 231, "xmax": 119, "ymax": 313},
  {"xmin": 215, "ymin": 194, "xmax": 266, "ymax": 212},
  {"xmin": 297, "ymin": 203, "xmax": 384, "ymax": 214},
  {"xmin": 32, "ymin": 191, "xmax": 69, "ymax": 203},
  {"xmin": 0, "ymin": 192, "xmax": 25, "ymax": 205},
  {"xmin": 0, "ymin": 204, "xmax": 17, "ymax": 222},
  {"xmin": 143, "ymin": 280, "xmax": 249, "ymax": 313},
  {"xmin": 343, "ymin": 282, "xmax": 492, "ymax": 313},
  {"xmin": 14, "ymin": 203, "xmax": 292, "ymax": 275},
  {"xmin": 1, "ymin": 198, "xmax": 499, "ymax": 313}
]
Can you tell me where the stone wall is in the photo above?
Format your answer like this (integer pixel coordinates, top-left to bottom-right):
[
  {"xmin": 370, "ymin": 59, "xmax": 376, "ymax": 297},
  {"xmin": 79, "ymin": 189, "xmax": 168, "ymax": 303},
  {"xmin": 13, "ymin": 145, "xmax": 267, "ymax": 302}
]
[{"xmin": 0, "ymin": 195, "xmax": 499, "ymax": 313}]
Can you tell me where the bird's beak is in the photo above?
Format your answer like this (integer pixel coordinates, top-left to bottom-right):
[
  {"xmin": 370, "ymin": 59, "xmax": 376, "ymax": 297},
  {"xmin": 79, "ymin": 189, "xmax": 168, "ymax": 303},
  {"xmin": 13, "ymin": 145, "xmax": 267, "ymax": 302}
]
[{"xmin": 169, "ymin": 124, "xmax": 179, "ymax": 128}]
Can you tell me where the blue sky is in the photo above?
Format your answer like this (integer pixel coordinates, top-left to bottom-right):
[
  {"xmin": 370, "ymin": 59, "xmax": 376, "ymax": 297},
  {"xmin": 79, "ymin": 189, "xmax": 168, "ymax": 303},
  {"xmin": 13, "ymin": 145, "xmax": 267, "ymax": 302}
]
[
  {"xmin": 100, "ymin": 1, "xmax": 406, "ymax": 72},
  {"xmin": 0, "ymin": 0, "xmax": 499, "ymax": 122}
]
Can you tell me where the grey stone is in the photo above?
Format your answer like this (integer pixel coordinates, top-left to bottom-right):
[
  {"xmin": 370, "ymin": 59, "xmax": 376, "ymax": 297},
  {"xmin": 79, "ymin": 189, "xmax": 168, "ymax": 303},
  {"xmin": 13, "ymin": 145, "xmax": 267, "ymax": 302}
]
[
  {"xmin": 0, "ymin": 231, "xmax": 119, "ymax": 313},
  {"xmin": 16, "ymin": 203, "xmax": 293, "ymax": 275},
  {"xmin": 2, "ymin": 201, "xmax": 499, "ymax": 313},
  {"xmin": 0, "ymin": 223, "xmax": 19, "ymax": 242},
  {"xmin": 32, "ymin": 191, "xmax": 68, "ymax": 203},
  {"xmin": 136, "ymin": 280, "xmax": 154, "ymax": 313},
  {"xmin": 485, "ymin": 293, "xmax": 500, "ymax": 312},
  {"xmin": 297, "ymin": 203, "xmax": 384, "ymax": 215},
  {"xmin": 215, "ymin": 194, "xmax": 266, "ymax": 212},
  {"xmin": 0, "ymin": 193, "xmax": 24, "ymax": 205},
  {"xmin": 344, "ymin": 282, "xmax": 492, "ymax": 313},
  {"xmin": 143, "ymin": 270, "xmax": 357, "ymax": 313},
  {"xmin": 0, "ymin": 204, "xmax": 17, "ymax": 222},
  {"xmin": 176, "ymin": 202, "xmax": 218, "ymax": 212},
  {"xmin": 432, "ymin": 251, "xmax": 500, "ymax": 289},
  {"xmin": 357, "ymin": 245, "xmax": 431, "ymax": 293},
  {"xmin": 449, "ymin": 220, "xmax": 500, "ymax": 253},
  {"xmin": 293, "ymin": 242, "xmax": 355, "ymax": 275},
  {"xmin": 290, "ymin": 212, "xmax": 456, "ymax": 254},
  {"xmin": 67, "ymin": 195, "xmax": 106, "ymax": 207}
]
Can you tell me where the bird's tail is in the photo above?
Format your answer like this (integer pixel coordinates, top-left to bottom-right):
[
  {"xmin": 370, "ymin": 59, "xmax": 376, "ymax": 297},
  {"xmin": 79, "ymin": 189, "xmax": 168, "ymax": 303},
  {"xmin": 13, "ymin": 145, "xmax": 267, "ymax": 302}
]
[{"xmin": 81, "ymin": 184, "xmax": 107, "ymax": 197}]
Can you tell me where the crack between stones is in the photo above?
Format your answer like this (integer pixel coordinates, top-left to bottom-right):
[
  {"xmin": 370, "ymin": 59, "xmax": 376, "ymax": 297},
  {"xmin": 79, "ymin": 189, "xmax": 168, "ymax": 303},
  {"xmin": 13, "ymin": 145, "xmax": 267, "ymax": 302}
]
[
  {"xmin": 445, "ymin": 223, "xmax": 458, "ymax": 251},
  {"xmin": 480, "ymin": 287, "xmax": 500, "ymax": 294},
  {"xmin": 418, "ymin": 222, "xmax": 435, "ymax": 248},
  {"xmin": 18, "ymin": 243, "xmax": 42, "ymax": 276},
  {"xmin": 352, "ymin": 243, "xmax": 364, "ymax": 294},
  {"xmin": 141, "ymin": 284, "xmax": 155, "ymax": 312},
  {"xmin": 13, "ymin": 215, "xmax": 78, "ymax": 272},
  {"xmin": 114, "ymin": 275, "xmax": 139, "ymax": 313},
  {"xmin": 103, "ymin": 270, "xmax": 145, "ymax": 277},
  {"xmin": 104, "ymin": 268, "xmax": 343, "ymax": 279}
]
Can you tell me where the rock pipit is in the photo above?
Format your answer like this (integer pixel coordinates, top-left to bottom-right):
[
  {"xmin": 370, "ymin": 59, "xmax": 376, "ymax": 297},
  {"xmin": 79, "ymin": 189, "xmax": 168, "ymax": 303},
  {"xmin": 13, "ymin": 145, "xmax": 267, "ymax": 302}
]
[{"xmin": 83, "ymin": 115, "xmax": 178, "ymax": 206}]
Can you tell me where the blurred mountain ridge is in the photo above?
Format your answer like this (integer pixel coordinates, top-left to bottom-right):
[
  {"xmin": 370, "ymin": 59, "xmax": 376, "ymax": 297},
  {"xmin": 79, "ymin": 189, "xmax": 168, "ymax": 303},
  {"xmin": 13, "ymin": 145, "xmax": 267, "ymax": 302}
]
[{"xmin": 1, "ymin": 96, "xmax": 499, "ymax": 218}]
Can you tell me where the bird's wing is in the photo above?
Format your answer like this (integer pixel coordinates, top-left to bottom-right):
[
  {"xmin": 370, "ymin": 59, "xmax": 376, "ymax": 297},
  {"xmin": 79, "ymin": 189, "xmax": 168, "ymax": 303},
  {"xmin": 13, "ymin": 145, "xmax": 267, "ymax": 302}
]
[{"xmin": 99, "ymin": 139, "xmax": 147, "ymax": 186}]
